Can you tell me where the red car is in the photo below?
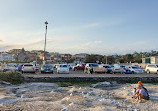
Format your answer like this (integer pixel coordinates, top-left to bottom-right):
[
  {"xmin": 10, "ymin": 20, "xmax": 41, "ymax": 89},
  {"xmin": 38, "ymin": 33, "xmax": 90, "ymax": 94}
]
[{"xmin": 72, "ymin": 64, "xmax": 85, "ymax": 71}]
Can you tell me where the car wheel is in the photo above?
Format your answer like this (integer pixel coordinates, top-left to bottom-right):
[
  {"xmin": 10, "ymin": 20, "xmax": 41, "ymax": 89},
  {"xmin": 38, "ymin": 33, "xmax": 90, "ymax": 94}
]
[
  {"xmin": 22, "ymin": 71, "xmax": 23, "ymax": 74},
  {"xmin": 132, "ymin": 71, "xmax": 134, "ymax": 74},
  {"xmin": 147, "ymin": 70, "xmax": 150, "ymax": 74}
]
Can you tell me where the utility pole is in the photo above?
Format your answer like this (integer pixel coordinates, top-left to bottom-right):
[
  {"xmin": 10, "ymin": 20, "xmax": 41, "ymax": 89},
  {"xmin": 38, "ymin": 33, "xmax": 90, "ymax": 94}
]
[
  {"xmin": 43, "ymin": 21, "xmax": 48, "ymax": 64},
  {"xmin": 106, "ymin": 56, "xmax": 108, "ymax": 64}
]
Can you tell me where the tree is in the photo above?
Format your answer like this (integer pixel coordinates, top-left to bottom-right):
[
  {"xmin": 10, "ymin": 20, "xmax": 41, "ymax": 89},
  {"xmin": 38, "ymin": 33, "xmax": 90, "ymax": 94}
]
[
  {"xmin": 84, "ymin": 54, "xmax": 99, "ymax": 63},
  {"xmin": 123, "ymin": 54, "xmax": 134, "ymax": 63},
  {"xmin": 22, "ymin": 48, "xmax": 25, "ymax": 53},
  {"xmin": 102, "ymin": 56, "xmax": 115, "ymax": 64}
]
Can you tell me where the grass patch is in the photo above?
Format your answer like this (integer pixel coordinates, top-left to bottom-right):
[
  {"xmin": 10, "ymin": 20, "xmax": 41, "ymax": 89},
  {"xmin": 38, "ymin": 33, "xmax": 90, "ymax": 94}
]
[
  {"xmin": 55, "ymin": 81, "xmax": 98, "ymax": 87},
  {"xmin": 0, "ymin": 71, "xmax": 23, "ymax": 84}
]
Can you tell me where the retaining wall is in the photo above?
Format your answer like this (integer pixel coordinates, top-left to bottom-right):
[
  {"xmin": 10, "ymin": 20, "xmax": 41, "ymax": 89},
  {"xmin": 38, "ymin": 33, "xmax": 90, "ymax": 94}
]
[{"xmin": 24, "ymin": 76, "xmax": 158, "ymax": 83}]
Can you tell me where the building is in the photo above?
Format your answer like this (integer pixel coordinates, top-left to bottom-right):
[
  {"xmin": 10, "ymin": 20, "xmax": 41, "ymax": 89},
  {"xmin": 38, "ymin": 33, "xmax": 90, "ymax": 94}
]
[
  {"xmin": 61, "ymin": 54, "xmax": 72, "ymax": 61},
  {"xmin": 0, "ymin": 52, "xmax": 15, "ymax": 61},
  {"xmin": 31, "ymin": 50, "xmax": 50, "ymax": 60},
  {"xmin": 50, "ymin": 52, "xmax": 61, "ymax": 62},
  {"xmin": 150, "ymin": 56, "xmax": 158, "ymax": 64},
  {"xmin": 8, "ymin": 49, "xmax": 23, "ymax": 54},
  {"xmin": 142, "ymin": 56, "xmax": 158, "ymax": 64},
  {"xmin": 72, "ymin": 53, "xmax": 87, "ymax": 64}
]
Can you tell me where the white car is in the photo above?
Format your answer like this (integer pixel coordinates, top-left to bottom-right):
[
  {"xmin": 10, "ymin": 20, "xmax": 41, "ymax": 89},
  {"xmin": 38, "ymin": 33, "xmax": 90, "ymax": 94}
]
[
  {"xmin": 112, "ymin": 67, "xmax": 124, "ymax": 74},
  {"xmin": 145, "ymin": 64, "xmax": 158, "ymax": 74},
  {"xmin": 128, "ymin": 66, "xmax": 143, "ymax": 74},
  {"xmin": 22, "ymin": 64, "xmax": 35, "ymax": 73},
  {"xmin": 57, "ymin": 64, "xmax": 69, "ymax": 74}
]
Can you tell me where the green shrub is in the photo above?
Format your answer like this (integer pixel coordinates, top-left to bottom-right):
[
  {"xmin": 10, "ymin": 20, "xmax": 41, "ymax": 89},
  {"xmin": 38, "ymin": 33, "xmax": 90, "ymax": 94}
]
[{"xmin": 0, "ymin": 71, "xmax": 23, "ymax": 84}]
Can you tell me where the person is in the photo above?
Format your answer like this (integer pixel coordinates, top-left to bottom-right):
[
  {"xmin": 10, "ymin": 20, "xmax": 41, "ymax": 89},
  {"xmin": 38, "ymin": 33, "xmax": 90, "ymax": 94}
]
[
  {"xmin": 34, "ymin": 64, "xmax": 39, "ymax": 73},
  {"xmin": 4, "ymin": 64, "xmax": 9, "ymax": 72},
  {"xmin": 133, "ymin": 81, "xmax": 150, "ymax": 102}
]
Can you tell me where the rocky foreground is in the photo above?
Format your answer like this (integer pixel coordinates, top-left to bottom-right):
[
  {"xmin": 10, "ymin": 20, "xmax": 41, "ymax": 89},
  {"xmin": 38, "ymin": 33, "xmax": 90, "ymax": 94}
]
[{"xmin": 0, "ymin": 81, "xmax": 157, "ymax": 111}]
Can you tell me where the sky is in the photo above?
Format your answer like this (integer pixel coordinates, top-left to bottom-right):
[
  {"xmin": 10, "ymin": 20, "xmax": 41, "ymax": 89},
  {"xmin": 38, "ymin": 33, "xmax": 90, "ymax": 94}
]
[{"xmin": 0, "ymin": 0, "xmax": 158, "ymax": 55}]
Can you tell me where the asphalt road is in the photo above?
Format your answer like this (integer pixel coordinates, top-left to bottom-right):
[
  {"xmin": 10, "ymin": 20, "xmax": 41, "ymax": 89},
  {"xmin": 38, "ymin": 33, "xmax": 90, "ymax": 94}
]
[{"xmin": 23, "ymin": 70, "xmax": 158, "ymax": 78}]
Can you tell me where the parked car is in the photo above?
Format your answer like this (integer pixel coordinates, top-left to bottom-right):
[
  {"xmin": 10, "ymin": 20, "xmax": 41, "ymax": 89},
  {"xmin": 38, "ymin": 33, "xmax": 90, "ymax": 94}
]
[
  {"xmin": 4, "ymin": 64, "xmax": 17, "ymax": 72},
  {"xmin": 112, "ymin": 65, "xmax": 125, "ymax": 74},
  {"xmin": 72, "ymin": 64, "xmax": 85, "ymax": 71},
  {"xmin": 22, "ymin": 64, "xmax": 35, "ymax": 73},
  {"xmin": 128, "ymin": 65, "xmax": 143, "ymax": 74},
  {"xmin": 67, "ymin": 64, "xmax": 73, "ymax": 70},
  {"xmin": 112, "ymin": 67, "xmax": 124, "ymax": 74},
  {"xmin": 145, "ymin": 64, "xmax": 158, "ymax": 74},
  {"xmin": 84, "ymin": 63, "xmax": 104, "ymax": 74},
  {"xmin": 17, "ymin": 64, "xmax": 23, "ymax": 71},
  {"xmin": 102, "ymin": 65, "xmax": 113, "ymax": 73},
  {"xmin": 123, "ymin": 67, "xmax": 132, "ymax": 74},
  {"xmin": 41, "ymin": 64, "xmax": 54, "ymax": 73},
  {"xmin": 57, "ymin": 64, "xmax": 69, "ymax": 74}
]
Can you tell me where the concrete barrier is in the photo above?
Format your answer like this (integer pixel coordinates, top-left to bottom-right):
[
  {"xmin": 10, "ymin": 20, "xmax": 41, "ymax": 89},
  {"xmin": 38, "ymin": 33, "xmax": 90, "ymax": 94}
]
[{"xmin": 23, "ymin": 76, "xmax": 158, "ymax": 83}]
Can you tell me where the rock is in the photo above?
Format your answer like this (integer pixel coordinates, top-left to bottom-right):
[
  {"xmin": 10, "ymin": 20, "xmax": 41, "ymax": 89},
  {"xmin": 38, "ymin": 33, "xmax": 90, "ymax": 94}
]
[
  {"xmin": 101, "ymin": 94, "xmax": 107, "ymax": 98},
  {"xmin": 111, "ymin": 81, "xmax": 117, "ymax": 85},
  {"xmin": 100, "ymin": 98, "xmax": 108, "ymax": 104},
  {"xmin": 110, "ymin": 99, "xmax": 116, "ymax": 104},
  {"xmin": 61, "ymin": 107, "xmax": 68, "ymax": 111},
  {"xmin": 69, "ymin": 102, "xmax": 74, "ymax": 107},
  {"xmin": 91, "ymin": 81, "xmax": 111, "ymax": 88},
  {"xmin": 133, "ymin": 109, "xmax": 140, "ymax": 111},
  {"xmin": 124, "ymin": 99, "xmax": 128, "ymax": 102},
  {"xmin": 1, "ymin": 81, "xmax": 11, "ymax": 85},
  {"xmin": 115, "ymin": 102, "xmax": 120, "ymax": 108},
  {"xmin": 29, "ymin": 82, "xmax": 58, "ymax": 88},
  {"xmin": 70, "ymin": 93, "xmax": 73, "ymax": 96},
  {"xmin": 0, "ymin": 97, "xmax": 18, "ymax": 104},
  {"xmin": 109, "ymin": 96, "xmax": 113, "ymax": 99},
  {"xmin": 84, "ymin": 93, "xmax": 89, "ymax": 98},
  {"xmin": 66, "ymin": 97, "xmax": 71, "ymax": 101}
]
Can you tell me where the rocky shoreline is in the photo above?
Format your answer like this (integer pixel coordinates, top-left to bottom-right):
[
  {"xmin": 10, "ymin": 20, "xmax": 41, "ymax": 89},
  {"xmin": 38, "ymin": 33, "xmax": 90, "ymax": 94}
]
[{"xmin": 0, "ymin": 81, "xmax": 157, "ymax": 111}]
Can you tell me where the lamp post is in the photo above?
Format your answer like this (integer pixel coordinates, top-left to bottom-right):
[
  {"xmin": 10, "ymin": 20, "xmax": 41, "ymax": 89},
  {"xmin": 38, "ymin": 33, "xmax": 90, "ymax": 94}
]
[{"xmin": 43, "ymin": 21, "xmax": 48, "ymax": 64}]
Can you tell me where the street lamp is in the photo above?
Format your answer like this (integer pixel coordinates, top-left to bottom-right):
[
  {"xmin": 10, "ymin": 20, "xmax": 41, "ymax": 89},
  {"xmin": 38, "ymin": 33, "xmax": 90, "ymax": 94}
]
[{"xmin": 43, "ymin": 21, "xmax": 48, "ymax": 64}]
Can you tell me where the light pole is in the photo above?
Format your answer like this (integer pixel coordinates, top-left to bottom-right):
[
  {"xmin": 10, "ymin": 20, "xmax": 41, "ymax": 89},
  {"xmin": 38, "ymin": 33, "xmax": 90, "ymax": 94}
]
[{"xmin": 43, "ymin": 21, "xmax": 48, "ymax": 64}]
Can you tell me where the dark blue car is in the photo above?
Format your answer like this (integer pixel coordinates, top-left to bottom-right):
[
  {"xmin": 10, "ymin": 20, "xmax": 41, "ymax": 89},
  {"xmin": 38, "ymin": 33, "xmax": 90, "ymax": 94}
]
[
  {"xmin": 123, "ymin": 67, "xmax": 132, "ymax": 74},
  {"xmin": 41, "ymin": 64, "xmax": 54, "ymax": 73},
  {"xmin": 17, "ymin": 64, "xmax": 23, "ymax": 71}
]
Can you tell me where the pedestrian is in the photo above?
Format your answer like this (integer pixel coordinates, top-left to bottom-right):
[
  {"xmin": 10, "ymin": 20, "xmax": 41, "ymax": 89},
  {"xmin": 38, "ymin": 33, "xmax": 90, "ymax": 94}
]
[{"xmin": 133, "ymin": 81, "xmax": 150, "ymax": 102}]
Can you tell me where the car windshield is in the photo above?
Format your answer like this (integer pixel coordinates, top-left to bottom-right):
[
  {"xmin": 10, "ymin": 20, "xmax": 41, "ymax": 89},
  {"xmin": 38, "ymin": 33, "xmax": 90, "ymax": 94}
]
[
  {"xmin": 89, "ymin": 64, "xmax": 98, "ymax": 67},
  {"xmin": 124, "ymin": 67, "xmax": 129, "ymax": 70},
  {"xmin": 156, "ymin": 65, "xmax": 158, "ymax": 67},
  {"xmin": 24, "ymin": 64, "xmax": 33, "ymax": 66},
  {"xmin": 43, "ymin": 65, "xmax": 52, "ymax": 69},
  {"xmin": 60, "ymin": 65, "xmax": 67, "ymax": 67},
  {"xmin": 104, "ymin": 66, "xmax": 111, "ymax": 68},
  {"xmin": 18, "ymin": 65, "xmax": 23, "ymax": 67},
  {"xmin": 120, "ymin": 66, "xmax": 125, "ymax": 68},
  {"xmin": 131, "ymin": 66, "xmax": 139, "ymax": 69}
]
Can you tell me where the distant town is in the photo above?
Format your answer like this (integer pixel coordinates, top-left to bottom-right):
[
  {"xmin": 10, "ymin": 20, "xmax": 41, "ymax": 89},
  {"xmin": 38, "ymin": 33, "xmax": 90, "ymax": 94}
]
[{"xmin": 1, "ymin": 48, "xmax": 158, "ymax": 66}]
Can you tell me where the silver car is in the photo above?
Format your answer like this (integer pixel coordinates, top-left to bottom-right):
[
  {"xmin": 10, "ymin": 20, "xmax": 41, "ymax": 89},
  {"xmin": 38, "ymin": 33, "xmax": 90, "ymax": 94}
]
[{"xmin": 22, "ymin": 64, "xmax": 35, "ymax": 73}]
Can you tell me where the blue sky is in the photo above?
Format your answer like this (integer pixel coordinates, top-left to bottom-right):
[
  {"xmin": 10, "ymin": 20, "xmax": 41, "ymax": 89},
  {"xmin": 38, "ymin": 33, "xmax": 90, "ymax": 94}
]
[{"xmin": 0, "ymin": 0, "xmax": 158, "ymax": 55}]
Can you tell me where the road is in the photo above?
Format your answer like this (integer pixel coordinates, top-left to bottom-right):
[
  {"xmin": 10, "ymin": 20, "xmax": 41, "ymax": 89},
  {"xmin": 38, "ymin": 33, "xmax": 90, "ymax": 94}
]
[{"xmin": 23, "ymin": 70, "xmax": 158, "ymax": 78}]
